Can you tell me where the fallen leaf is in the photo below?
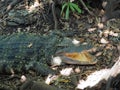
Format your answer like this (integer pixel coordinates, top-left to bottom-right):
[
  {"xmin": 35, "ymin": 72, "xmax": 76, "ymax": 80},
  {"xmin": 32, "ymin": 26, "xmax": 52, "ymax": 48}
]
[
  {"xmin": 103, "ymin": 30, "xmax": 109, "ymax": 37},
  {"xmin": 72, "ymin": 39, "xmax": 80, "ymax": 45},
  {"xmin": 97, "ymin": 23, "xmax": 104, "ymax": 29},
  {"xmin": 51, "ymin": 56, "xmax": 62, "ymax": 66},
  {"xmin": 45, "ymin": 74, "xmax": 58, "ymax": 85},
  {"xmin": 28, "ymin": 43, "xmax": 33, "ymax": 48},
  {"xmin": 100, "ymin": 38, "xmax": 109, "ymax": 44},
  {"xmin": 60, "ymin": 68, "xmax": 73, "ymax": 76},
  {"xmin": 88, "ymin": 28, "xmax": 96, "ymax": 32},
  {"xmin": 95, "ymin": 52, "xmax": 102, "ymax": 57},
  {"xmin": 75, "ymin": 67, "xmax": 81, "ymax": 73},
  {"xmin": 109, "ymin": 31, "xmax": 118, "ymax": 37},
  {"xmin": 20, "ymin": 75, "xmax": 27, "ymax": 83}
]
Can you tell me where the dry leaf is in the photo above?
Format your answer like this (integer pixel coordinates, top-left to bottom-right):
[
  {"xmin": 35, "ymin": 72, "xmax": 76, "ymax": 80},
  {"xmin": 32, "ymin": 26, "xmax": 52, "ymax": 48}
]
[
  {"xmin": 70, "ymin": 0, "xmax": 75, "ymax": 2},
  {"xmin": 95, "ymin": 52, "xmax": 102, "ymax": 56},
  {"xmin": 103, "ymin": 30, "xmax": 109, "ymax": 37},
  {"xmin": 75, "ymin": 67, "xmax": 81, "ymax": 73},
  {"xmin": 45, "ymin": 74, "xmax": 58, "ymax": 85},
  {"xmin": 51, "ymin": 56, "xmax": 62, "ymax": 66},
  {"xmin": 109, "ymin": 31, "xmax": 118, "ymax": 37},
  {"xmin": 60, "ymin": 68, "xmax": 73, "ymax": 76},
  {"xmin": 100, "ymin": 38, "xmax": 109, "ymax": 44},
  {"xmin": 97, "ymin": 23, "xmax": 104, "ymax": 29},
  {"xmin": 103, "ymin": 30, "xmax": 118, "ymax": 37},
  {"xmin": 88, "ymin": 28, "xmax": 96, "ymax": 32},
  {"xmin": 72, "ymin": 39, "xmax": 80, "ymax": 45},
  {"xmin": 20, "ymin": 75, "xmax": 27, "ymax": 83},
  {"xmin": 28, "ymin": 43, "xmax": 33, "ymax": 48}
]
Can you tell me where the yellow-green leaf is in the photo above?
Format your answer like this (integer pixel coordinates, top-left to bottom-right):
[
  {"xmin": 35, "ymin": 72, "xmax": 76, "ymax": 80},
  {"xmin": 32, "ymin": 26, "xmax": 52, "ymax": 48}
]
[
  {"xmin": 65, "ymin": 5, "xmax": 70, "ymax": 20},
  {"xmin": 69, "ymin": 3, "xmax": 75, "ymax": 12},
  {"xmin": 70, "ymin": 3, "xmax": 82, "ymax": 13},
  {"xmin": 61, "ymin": 3, "xmax": 68, "ymax": 15}
]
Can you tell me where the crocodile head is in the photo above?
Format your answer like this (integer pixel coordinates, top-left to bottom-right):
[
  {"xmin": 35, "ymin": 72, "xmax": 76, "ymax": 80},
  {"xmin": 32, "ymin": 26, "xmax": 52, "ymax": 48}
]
[{"xmin": 51, "ymin": 37, "xmax": 97, "ymax": 66}]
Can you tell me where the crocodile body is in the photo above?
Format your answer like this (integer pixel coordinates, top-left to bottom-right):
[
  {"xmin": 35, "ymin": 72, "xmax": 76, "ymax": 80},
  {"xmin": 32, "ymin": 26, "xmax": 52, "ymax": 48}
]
[
  {"xmin": 0, "ymin": 32, "xmax": 62, "ymax": 75},
  {"xmin": 0, "ymin": 31, "xmax": 92, "ymax": 75}
]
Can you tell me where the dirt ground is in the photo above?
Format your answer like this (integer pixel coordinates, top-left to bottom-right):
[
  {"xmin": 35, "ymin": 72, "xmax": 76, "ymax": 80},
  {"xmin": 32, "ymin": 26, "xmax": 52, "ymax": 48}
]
[{"xmin": 0, "ymin": 0, "xmax": 120, "ymax": 90}]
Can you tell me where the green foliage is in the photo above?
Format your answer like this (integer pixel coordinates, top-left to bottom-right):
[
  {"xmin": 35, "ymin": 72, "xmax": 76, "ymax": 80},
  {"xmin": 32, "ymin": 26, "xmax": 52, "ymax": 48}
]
[{"xmin": 61, "ymin": 1, "xmax": 82, "ymax": 20}]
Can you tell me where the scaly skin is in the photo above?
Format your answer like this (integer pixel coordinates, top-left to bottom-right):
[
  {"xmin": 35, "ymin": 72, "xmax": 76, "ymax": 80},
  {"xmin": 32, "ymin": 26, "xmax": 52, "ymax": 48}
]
[
  {"xmin": 0, "ymin": 32, "xmax": 61, "ymax": 75},
  {"xmin": 0, "ymin": 31, "xmax": 92, "ymax": 75}
]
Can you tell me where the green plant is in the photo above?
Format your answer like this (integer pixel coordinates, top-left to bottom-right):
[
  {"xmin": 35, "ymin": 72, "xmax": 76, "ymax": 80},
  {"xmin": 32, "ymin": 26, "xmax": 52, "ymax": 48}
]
[{"xmin": 61, "ymin": 1, "xmax": 82, "ymax": 20}]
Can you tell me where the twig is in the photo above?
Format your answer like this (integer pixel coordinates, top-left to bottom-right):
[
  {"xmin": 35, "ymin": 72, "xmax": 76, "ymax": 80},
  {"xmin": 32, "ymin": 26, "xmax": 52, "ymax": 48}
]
[
  {"xmin": 117, "ymin": 44, "xmax": 120, "ymax": 55},
  {"xmin": 79, "ymin": 0, "xmax": 94, "ymax": 16},
  {"xmin": 51, "ymin": 1, "xmax": 58, "ymax": 30},
  {"xmin": 4, "ymin": 0, "xmax": 22, "ymax": 15}
]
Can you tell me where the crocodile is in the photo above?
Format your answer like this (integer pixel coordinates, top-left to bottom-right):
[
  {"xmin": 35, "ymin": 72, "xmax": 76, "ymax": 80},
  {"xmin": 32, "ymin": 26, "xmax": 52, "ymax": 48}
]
[{"xmin": 0, "ymin": 31, "xmax": 95, "ymax": 75}]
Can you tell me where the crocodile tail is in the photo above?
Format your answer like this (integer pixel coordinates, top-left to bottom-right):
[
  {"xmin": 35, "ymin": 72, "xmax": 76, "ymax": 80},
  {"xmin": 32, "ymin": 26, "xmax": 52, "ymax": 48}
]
[{"xmin": 27, "ymin": 62, "xmax": 57, "ymax": 76}]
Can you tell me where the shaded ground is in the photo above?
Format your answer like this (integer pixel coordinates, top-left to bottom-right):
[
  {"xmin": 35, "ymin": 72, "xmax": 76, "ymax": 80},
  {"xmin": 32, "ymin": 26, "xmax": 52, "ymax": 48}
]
[{"xmin": 0, "ymin": 0, "xmax": 120, "ymax": 90}]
